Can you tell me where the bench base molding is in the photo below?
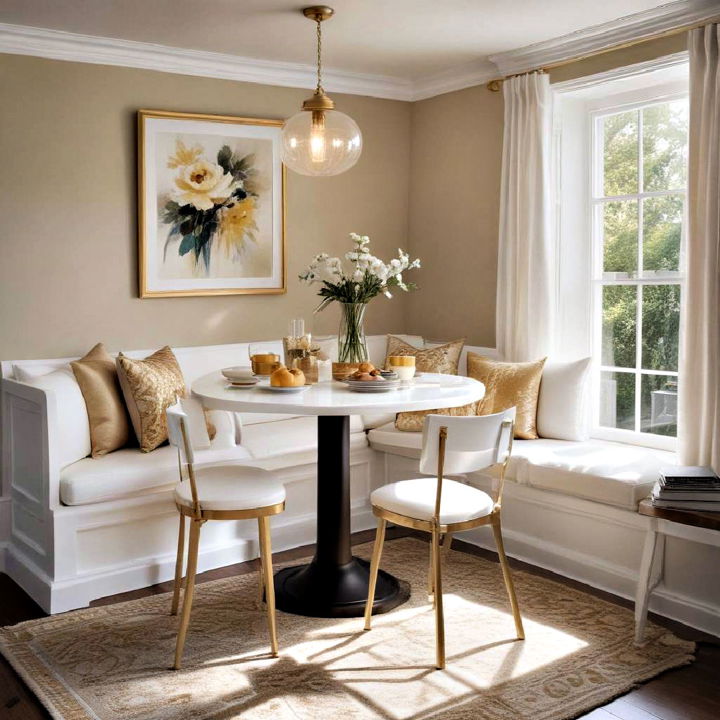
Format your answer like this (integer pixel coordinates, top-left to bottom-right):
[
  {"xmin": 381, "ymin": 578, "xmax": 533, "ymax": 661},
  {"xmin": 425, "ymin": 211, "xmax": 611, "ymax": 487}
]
[{"xmin": 2, "ymin": 449, "xmax": 380, "ymax": 614}]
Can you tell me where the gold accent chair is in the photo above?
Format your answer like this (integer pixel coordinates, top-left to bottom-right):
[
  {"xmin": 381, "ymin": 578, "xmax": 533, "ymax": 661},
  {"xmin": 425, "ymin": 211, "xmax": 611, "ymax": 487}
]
[
  {"xmin": 166, "ymin": 399, "xmax": 286, "ymax": 669},
  {"xmin": 363, "ymin": 408, "xmax": 524, "ymax": 669}
]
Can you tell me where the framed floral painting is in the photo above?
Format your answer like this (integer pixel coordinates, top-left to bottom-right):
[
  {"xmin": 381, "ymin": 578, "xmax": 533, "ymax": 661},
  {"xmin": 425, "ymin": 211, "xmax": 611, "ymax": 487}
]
[{"xmin": 138, "ymin": 110, "xmax": 285, "ymax": 297}]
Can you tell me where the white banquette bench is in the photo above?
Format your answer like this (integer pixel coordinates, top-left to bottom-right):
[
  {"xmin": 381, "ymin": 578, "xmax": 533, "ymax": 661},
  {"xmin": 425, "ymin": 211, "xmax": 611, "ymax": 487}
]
[{"xmin": 2, "ymin": 336, "xmax": 719, "ymax": 636}]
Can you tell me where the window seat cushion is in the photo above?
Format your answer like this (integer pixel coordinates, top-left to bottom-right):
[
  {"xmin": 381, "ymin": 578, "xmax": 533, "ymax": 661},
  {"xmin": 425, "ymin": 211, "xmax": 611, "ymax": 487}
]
[
  {"xmin": 240, "ymin": 416, "xmax": 367, "ymax": 461},
  {"xmin": 60, "ymin": 443, "xmax": 252, "ymax": 506},
  {"xmin": 61, "ymin": 416, "xmax": 368, "ymax": 507},
  {"xmin": 367, "ymin": 423, "xmax": 675, "ymax": 509}
]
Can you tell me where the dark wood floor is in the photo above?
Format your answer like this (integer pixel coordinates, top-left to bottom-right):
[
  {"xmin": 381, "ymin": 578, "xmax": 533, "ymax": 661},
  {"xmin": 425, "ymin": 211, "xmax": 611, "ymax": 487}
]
[{"xmin": 1, "ymin": 529, "xmax": 718, "ymax": 720}]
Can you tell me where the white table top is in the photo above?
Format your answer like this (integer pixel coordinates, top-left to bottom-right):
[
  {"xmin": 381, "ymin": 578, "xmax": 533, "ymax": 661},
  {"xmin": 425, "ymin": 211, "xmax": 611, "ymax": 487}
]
[{"xmin": 191, "ymin": 372, "xmax": 485, "ymax": 416}]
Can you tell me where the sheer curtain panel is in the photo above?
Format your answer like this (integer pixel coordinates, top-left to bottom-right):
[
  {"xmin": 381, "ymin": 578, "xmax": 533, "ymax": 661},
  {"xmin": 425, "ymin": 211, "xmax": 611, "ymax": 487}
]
[
  {"xmin": 496, "ymin": 72, "xmax": 555, "ymax": 362},
  {"xmin": 679, "ymin": 24, "xmax": 720, "ymax": 470}
]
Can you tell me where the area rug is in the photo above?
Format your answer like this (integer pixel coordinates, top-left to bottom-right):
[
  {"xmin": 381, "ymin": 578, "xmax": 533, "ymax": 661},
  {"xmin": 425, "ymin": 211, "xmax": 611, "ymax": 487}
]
[{"xmin": 0, "ymin": 537, "xmax": 694, "ymax": 720}]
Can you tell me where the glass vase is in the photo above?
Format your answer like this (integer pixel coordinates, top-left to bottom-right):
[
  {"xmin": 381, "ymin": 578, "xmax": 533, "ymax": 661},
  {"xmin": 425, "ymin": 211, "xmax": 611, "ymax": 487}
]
[{"xmin": 338, "ymin": 303, "xmax": 368, "ymax": 363}]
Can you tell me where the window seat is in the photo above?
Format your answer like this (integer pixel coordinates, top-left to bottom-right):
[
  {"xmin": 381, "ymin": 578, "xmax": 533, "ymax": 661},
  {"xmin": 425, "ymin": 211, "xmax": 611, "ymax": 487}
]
[
  {"xmin": 367, "ymin": 422, "xmax": 675, "ymax": 510},
  {"xmin": 60, "ymin": 416, "xmax": 368, "ymax": 507}
]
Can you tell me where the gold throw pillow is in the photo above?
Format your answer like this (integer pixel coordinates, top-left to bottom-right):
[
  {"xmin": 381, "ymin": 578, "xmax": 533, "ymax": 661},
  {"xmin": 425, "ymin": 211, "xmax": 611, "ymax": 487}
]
[
  {"xmin": 395, "ymin": 402, "xmax": 477, "ymax": 432},
  {"xmin": 116, "ymin": 347, "xmax": 186, "ymax": 453},
  {"xmin": 467, "ymin": 353, "xmax": 546, "ymax": 439},
  {"xmin": 71, "ymin": 343, "xmax": 132, "ymax": 458},
  {"xmin": 385, "ymin": 335, "xmax": 465, "ymax": 375},
  {"xmin": 391, "ymin": 336, "xmax": 470, "ymax": 431}
]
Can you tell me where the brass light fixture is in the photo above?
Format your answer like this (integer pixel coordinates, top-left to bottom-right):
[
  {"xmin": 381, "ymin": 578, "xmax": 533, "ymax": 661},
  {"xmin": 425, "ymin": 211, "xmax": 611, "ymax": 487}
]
[{"xmin": 281, "ymin": 6, "xmax": 362, "ymax": 176}]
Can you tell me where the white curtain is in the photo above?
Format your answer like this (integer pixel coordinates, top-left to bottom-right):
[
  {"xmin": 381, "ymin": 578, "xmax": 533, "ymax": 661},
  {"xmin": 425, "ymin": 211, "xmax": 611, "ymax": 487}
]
[
  {"xmin": 496, "ymin": 72, "xmax": 555, "ymax": 362},
  {"xmin": 679, "ymin": 24, "xmax": 720, "ymax": 470}
]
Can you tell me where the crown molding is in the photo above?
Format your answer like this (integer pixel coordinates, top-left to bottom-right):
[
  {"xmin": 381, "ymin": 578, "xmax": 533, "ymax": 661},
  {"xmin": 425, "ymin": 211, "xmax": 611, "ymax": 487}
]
[
  {"xmin": 0, "ymin": 2, "xmax": 717, "ymax": 104},
  {"xmin": 410, "ymin": 59, "xmax": 497, "ymax": 101},
  {"xmin": 0, "ymin": 23, "xmax": 415, "ymax": 101},
  {"xmin": 489, "ymin": 0, "xmax": 719, "ymax": 76}
]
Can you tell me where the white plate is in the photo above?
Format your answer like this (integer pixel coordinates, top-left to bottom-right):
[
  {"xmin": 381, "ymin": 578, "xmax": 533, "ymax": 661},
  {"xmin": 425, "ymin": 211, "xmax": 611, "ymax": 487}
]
[
  {"xmin": 262, "ymin": 385, "xmax": 310, "ymax": 393},
  {"xmin": 344, "ymin": 380, "xmax": 401, "ymax": 388},
  {"xmin": 346, "ymin": 384, "xmax": 400, "ymax": 393}
]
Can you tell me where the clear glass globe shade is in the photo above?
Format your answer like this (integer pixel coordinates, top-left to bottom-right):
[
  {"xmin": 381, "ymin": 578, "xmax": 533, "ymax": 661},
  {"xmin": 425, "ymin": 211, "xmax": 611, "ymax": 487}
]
[{"xmin": 281, "ymin": 109, "xmax": 362, "ymax": 176}]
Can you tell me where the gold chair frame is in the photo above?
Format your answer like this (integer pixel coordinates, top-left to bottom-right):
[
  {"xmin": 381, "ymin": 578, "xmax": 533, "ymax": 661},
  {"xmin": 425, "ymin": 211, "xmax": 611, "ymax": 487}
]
[
  {"xmin": 170, "ymin": 416, "xmax": 284, "ymax": 669},
  {"xmin": 363, "ymin": 419, "xmax": 524, "ymax": 670}
]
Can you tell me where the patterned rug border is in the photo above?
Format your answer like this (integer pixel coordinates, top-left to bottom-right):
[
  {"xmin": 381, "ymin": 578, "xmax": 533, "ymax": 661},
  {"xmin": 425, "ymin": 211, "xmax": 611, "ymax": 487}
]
[{"xmin": 0, "ymin": 537, "xmax": 696, "ymax": 720}]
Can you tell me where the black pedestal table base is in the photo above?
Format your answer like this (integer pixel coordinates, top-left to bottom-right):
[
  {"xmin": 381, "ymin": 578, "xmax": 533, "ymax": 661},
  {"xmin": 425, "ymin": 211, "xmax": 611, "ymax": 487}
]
[{"xmin": 274, "ymin": 415, "xmax": 409, "ymax": 618}]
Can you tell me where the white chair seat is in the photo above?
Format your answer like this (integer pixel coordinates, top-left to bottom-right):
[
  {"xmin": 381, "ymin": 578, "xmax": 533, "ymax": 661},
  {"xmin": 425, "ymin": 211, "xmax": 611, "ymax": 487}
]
[
  {"xmin": 371, "ymin": 477, "xmax": 495, "ymax": 525},
  {"xmin": 174, "ymin": 465, "xmax": 286, "ymax": 511}
]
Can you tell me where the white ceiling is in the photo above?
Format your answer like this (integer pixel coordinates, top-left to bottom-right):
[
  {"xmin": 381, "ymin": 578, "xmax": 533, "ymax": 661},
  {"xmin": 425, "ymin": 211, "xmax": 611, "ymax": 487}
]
[{"xmin": 0, "ymin": 0, "xmax": 678, "ymax": 81}]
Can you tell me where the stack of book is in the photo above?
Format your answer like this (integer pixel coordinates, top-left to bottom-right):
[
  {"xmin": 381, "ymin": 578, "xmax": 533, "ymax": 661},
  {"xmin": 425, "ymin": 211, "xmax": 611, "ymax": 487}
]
[{"xmin": 651, "ymin": 466, "xmax": 720, "ymax": 511}]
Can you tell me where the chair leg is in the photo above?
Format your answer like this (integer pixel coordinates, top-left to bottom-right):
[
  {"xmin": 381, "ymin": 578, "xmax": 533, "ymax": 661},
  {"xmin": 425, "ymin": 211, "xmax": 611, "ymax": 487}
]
[
  {"xmin": 170, "ymin": 513, "xmax": 186, "ymax": 616},
  {"xmin": 432, "ymin": 526, "xmax": 446, "ymax": 669},
  {"xmin": 492, "ymin": 515, "xmax": 524, "ymax": 640},
  {"xmin": 442, "ymin": 532, "xmax": 453, "ymax": 558},
  {"xmin": 173, "ymin": 518, "xmax": 202, "ymax": 670},
  {"xmin": 257, "ymin": 551, "xmax": 266, "ymax": 608},
  {"xmin": 429, "ymin": 533, "xmax": 452, "ymax": 602},
  {"xmin": 258, "ymin": 516, "xmax": 279, "ymax": 658},
  {"xmin": 363, "ymin": 518, "xmax": 387, "ymax": 631}
]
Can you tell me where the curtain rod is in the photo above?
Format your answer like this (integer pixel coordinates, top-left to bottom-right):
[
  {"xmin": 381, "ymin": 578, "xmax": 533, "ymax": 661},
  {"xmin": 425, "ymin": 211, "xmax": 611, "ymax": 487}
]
[{"xmin": 486, "ymin": 17, "xmax": 719, "ymax": 91}]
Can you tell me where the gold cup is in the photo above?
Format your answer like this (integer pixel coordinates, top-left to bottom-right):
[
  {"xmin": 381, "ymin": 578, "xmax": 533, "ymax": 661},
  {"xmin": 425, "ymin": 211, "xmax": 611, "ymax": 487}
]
[
  {"xmin": 388, "ymin": 355, "xmax": 416, "ymax": 381},
  {"xmin": 251, "ymin": 353, "xmax": 280, "ymax": 376}
]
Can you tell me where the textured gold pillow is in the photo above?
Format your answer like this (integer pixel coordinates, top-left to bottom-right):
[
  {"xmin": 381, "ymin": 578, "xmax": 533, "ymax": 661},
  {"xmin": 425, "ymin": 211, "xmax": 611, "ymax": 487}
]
[
  {"xmin": 467, "ymin": 353, "xmax": 546, "ymax": 439},
  {"xmin": 71, "ymin": 343, "xmax": 132, "ymax": 458},
  {"xmin": 116, "ymin": 347, "xmax": 185, "ymax": 453},
  {"xmin": 391, "ymin": 336, "xmax": 468, "ymax": 431},
  {"xmin": 385, "ymin": 336, "xmax": 465, "ymax": 375},
  {"xmin": 395, "ymin": 402, "xmax": 477, "ymax": 432}
]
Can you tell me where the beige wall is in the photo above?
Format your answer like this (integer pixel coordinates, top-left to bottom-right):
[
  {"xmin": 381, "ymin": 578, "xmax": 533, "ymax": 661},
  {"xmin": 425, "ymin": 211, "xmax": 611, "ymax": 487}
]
[
  {"xmin": 0, "ymin": 33, "xmax": 690, "ymax": 360},
  {"xmin": 0, "ymin": 54, "xmax": 411, "ymax": 360},
  {"xmin": 406, "ymin": 86, "xmax": 504, "ymax": 346},
  {"xmin": 405, "ymin": 32, "xmax": 688, "ymax": 348}
]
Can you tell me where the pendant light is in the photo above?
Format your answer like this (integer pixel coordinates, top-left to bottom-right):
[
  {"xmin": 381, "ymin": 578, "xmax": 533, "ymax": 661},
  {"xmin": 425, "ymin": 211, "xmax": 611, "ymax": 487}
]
[{"xmin": 281, "ymin": 6, "xmax": 362, "ymax": 176}]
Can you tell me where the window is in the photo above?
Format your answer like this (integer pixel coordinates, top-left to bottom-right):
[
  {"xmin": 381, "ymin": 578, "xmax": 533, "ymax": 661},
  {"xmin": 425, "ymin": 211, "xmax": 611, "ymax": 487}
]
[{"xmin": 592, "ymin": 96, "xmax": 688, "ymax": 444}]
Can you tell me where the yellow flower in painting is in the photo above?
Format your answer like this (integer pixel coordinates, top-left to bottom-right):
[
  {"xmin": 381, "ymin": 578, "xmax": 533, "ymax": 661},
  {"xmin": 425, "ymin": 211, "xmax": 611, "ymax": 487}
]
[
  {"xmin": 174, "ymin": 160, "xmax": 235, "ymax": 211},
  {"xmin": 167, "ymin": 139, "xmax": 203, "ymax": 169},
  {"xmin": 218, "ymin": 196, "xmax": 257, "ymax": 256}
]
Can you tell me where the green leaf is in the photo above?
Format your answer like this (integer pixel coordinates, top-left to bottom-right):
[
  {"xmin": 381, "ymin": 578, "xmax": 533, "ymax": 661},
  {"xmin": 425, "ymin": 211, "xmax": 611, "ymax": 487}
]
[
  {"xmin": 217, "ymin": 145, "xmax": 233, "ymax": 173},
  {"xmin": 178, "ymin": 235, "xmax": 195, "ymax": 256}
]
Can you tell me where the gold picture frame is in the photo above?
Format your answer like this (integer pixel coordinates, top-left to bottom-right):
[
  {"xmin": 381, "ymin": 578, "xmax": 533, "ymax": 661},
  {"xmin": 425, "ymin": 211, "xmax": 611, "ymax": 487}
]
[{"xmin": 138, "ymin": 109, "xmax": 286, "ymax": 298}]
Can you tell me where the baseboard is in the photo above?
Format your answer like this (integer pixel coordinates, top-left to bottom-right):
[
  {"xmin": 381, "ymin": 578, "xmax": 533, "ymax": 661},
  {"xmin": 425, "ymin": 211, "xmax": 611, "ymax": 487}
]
[
  {"xmin": 459, "ymin": 526, "xmax": 720, "ymax": 639},
  {"xmin": 4, "ymin": 504, "xmax": 377, "ymax": 615}
]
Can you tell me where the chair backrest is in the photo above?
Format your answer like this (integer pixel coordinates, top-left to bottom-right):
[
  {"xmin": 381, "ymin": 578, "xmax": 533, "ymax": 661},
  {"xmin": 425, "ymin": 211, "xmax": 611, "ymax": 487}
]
[
  {"xmin": 419, "ymin": 408, "xmax": 516, "ymax": 477},
  {"xmin": 166, "ymin": 399, "xmax": 195, "ymax": 465}
]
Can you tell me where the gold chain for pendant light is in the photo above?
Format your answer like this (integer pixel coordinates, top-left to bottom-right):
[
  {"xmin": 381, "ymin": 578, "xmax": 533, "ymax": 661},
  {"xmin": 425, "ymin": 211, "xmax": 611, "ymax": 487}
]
[{"xmin": 316, "ymin": 18, "xmax": 323, "ymax": 93}]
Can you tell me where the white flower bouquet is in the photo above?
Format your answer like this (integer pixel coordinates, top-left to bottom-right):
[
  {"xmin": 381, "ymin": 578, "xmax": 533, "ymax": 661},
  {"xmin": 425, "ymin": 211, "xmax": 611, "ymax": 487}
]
[{"xmin": 299, "ymin": 233, "xmax": 420, "ymax": 362}]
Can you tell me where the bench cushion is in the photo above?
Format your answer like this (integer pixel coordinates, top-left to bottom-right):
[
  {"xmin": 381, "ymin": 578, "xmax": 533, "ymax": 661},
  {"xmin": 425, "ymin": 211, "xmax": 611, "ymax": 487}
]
[
  {"xmin": 60, "ymin": 443, "xmax": 252, "ymax": 506},
  {"xmin": 240, "ymin": 416, "xmax": 367, "ymax": 460},
  {"xmin": 367, "ymin": 423, "xmax": 675, "ymax": 509}
]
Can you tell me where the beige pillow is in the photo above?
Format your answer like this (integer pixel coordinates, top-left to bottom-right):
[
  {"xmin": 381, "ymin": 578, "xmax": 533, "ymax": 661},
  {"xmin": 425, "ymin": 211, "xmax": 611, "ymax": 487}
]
[
  {"xmin": 71, "ymin": 343, "xmax": 132, "ymax": 458},
  {"xmin": 392, "ymin": 336, "xmax": 471, "ymax": 431},
  {"xmin": 467, "ymin": 353, "xmax": 546, "ymax": 440},
  {"xmin": 116, "ymin": 346, "xmax": 186, "ymax": 453},
  {"xmin": 385, "ymin": 335, "xmax": 465, "ymax": 374}
]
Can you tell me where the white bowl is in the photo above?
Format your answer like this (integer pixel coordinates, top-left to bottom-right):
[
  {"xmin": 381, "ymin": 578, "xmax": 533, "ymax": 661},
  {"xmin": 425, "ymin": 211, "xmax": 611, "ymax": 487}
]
[{"xmin": 221, "ymin": 366, "xmax": 255, "ymax": 382}]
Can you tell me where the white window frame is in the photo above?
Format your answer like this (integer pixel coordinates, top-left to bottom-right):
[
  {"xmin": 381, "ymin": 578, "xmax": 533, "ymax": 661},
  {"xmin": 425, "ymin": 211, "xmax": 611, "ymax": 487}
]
[{"xmin": 589, "ymin": 90, "xmax": 688, "ymax": 452}]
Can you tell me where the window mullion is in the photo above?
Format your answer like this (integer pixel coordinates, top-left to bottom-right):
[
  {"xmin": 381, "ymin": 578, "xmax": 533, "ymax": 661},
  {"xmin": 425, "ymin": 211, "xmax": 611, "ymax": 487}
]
[{"xmin": 635, "ymin": 108, "xmax": 643, "ymax": 434}]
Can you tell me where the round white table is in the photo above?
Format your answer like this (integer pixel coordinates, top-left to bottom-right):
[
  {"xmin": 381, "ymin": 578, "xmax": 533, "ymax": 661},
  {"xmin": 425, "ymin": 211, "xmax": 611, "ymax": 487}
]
[{"xmin": 192, "ymin": 372, "xmax": 485, "ymax": 618}]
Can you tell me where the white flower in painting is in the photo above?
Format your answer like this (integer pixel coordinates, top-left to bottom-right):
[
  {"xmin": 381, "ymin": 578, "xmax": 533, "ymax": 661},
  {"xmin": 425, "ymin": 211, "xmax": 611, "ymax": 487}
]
[{"xmin": 174, "ymin": 160, "xmax": 236, "ymax": 211}]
